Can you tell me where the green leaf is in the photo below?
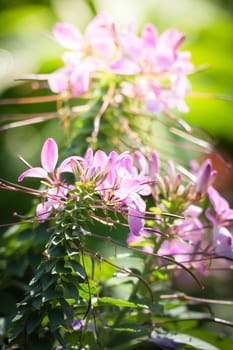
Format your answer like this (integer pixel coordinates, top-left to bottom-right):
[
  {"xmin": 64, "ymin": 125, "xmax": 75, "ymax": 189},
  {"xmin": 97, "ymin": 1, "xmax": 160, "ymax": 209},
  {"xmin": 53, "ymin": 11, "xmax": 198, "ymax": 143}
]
[
  {"xmin": 151, "ymin": 331, "xmax": 221, "ymax": 350},
  {"xmin": 26, "ymin": 312, "xmax": 41, "ymax": 334},
  {"xmin": 53, "ymin": 260, "xmax": 72, "ymax": 274},
  {"xmin": 42, "ymin": 287, "xmax": 63, "ymax": 302},
  {"xmin": 79, "ymin": 281, "xmax": 97, "ymax": 299},
  {"xmin": 63, "ymin": 281, "xmax": 80, "ymax": 302},
  {"xmin": 8, "ymin": 322, "xmax": 25, "ymax": 342},
  {"xmin": 28, "ymin": 333, "xmax": 53, "ymax": 350},
  {"xmin": 41, "ymin": 273, "xmax": 57, "ymax": 291},
  {"xmin": 32, "ymin": 296, "xmax": 42, "ymax": 310},
  {"xmin": 30, "ymin": 265, "xmax": 45, "ymax": 285},
  {"xmin": 60, "ymin": 299, "xmax": 74, "ymax": 326},
  {"xmin": 69, "ymin": 259, "xmax": 86, "ymax": 280},
  {"xmin": 96, "ymin": 297, "xmax": 149, "ymax": 309},
  {"xmin": 183, "ymin": 329, "xmax": 233, "ymax": 350},
  {"xmin": 49, "ymin": 244, "xmax": 66, "ymax": 258},
  {"xmin": 48, "ymin": 308, "xmax": 64, "ymax": 331}
]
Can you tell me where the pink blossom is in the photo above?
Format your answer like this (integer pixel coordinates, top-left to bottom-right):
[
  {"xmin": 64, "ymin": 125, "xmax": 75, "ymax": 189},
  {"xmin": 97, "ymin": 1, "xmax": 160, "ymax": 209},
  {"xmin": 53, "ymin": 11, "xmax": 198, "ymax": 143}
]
[
  {"xmin": 206, "ymin": 186, "xmax": 233, "ymax": 259},
  {"xmin": 48, "ymin": 13, "xmax": 193, "ymax": 115},
  {"xmin": 18, "ymin": 138, "xmax": 81, "ymax": 221},
  {"xmin": 157, "ymin": 205, "xmax": 208, "ymax": 273},
  {"xmin": 53, "ymin": 22, "xmax": 83, "ymax": 50},
  {"xmin": 48, "ymin": 12, "xmax": 117, "ymax": 96},
  {"xmin": 71, "ymin": 148, "xmax": 149, "ymax": 236},
  {"xmin": 18, "ymin": 138, "xmax": 81, "ymax": 185},
  {"xmin": 207, "ymin": 186, "xmax": 233, "ymax": 224}
]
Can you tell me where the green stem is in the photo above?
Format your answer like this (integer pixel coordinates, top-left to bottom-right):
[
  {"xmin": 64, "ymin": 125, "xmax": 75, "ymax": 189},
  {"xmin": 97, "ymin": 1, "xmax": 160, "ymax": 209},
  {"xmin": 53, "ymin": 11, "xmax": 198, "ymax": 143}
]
[
  {"xmin": 85, "ymin": 0, "xmax": 98, "ymax": 16},
  {"xmin": 112, "ymin": 234, "xmax": 167, "ymax": 330},
  {"xmin": 111, "ymin": 255, "xmax": 154, "ymax": 331}
]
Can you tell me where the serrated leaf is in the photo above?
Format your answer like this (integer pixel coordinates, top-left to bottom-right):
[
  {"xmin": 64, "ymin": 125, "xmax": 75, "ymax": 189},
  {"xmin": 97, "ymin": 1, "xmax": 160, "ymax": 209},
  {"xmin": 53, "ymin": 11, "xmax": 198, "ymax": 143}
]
[{"xmin": 96, "ymin": 297, "xmax": 149, "ymax": 309}]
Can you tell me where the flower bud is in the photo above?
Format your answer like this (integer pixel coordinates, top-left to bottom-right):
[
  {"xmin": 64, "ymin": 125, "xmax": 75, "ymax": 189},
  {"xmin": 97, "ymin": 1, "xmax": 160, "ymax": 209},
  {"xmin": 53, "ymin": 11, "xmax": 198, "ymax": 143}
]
[{"xmin": 195, "ymin": 159, "xmax": 217, "ymax": 199}]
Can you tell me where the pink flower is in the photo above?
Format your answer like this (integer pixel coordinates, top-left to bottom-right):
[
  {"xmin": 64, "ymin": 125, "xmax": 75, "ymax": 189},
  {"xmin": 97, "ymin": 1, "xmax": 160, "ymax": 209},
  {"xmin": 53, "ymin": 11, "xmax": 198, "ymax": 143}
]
[
  {"xmin": 48, "ymin": 12, "xmax": 117, "ymax": 96},
  {"xmin": 157, "ymin": 205, "xmax": 208, "ymax": 273},
  {"xmin": 110, "ymin": 23, "xmax": 193, "ymax": 114},
  {"xmin": 206, "ymin": 186, "xmax": 233, "ymax": 259},
  {"xmin": 48, "ymin": 13, "xmax": 193, "ymax": 115},
  {"xmin": 207, "ymin": 186, "xmax": 233, "ymax": 224},
  {"xmin": 72, "ymin": 148, "xmax": 149, "ymax": 236},
  {"xmin": 53, "ymin": 22, "xmax": 83, "ymax": 50},
  {"xmin": 18, "ymin": 138, "xmax": 81, "ymax": 221},
  {"xmin": 18, "ymin": 138, "xmax": 80, "ymax": 185}
]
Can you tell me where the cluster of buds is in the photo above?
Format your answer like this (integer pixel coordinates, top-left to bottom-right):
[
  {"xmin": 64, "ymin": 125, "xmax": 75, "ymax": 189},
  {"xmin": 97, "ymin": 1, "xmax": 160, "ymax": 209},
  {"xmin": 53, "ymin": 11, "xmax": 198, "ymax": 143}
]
[
  {"xmin": 18, "ymin": 138, "xmax": 233, "ymax": 273},
  {"xmin": 129, "ymin": 151, "xmax": 233, "ymax": 272},
  {"xmin": 48, "ymin": 12, "xmax": 193, "ymax": 114}
]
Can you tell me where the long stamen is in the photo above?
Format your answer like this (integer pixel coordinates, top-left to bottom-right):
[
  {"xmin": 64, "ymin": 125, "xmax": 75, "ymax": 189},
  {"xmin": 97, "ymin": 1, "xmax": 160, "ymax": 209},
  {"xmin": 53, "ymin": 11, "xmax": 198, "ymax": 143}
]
[{"xmin": 18, "ymin": 154, "xmax": 33, "ymax": 168}]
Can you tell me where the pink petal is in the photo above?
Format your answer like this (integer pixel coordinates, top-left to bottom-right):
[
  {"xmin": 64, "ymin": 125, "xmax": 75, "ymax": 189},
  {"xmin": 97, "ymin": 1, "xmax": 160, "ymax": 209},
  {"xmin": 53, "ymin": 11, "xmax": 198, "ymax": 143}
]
[
  {"xmin": 85, "ymin": 12, "xmax": 116, "ymax": 59},
  {"xmin": 59, "ymin": 156, "xmax": 84, "ymax": 173},
  {"xmin": 128, "ymin": 207, "xmax": 144, "ymax": 236},
  {"xmin": 110, "ymin": 58, "xmax": 140, "ymax": 75},
  {"xmin": 134, "ymin": 151, "xmax": 148, "ymax": 175},
  {"xmin": 48, "ymin": 69, "xmax": 68, "ymax": 94},
  {"xmin": 53, "ymin": 23, "xmax": 82, "ymax": 50},
  {"xmin": 119, "ymin": 24, "xmax": 142, "ymax": 59},
  {"xmin": 18, "ymin": 167, "xmax": 48, "ymax": 182},
  {"xmin": 145, "ymin": 98, "xmax": 164, "ymax": 114},
  {"xmin": 142, "ymin": 24, "xmax": 158, "ymax": 48},
  {"xmin": 159, "ymin": 29, "xmax": 185, "ymax": 51},
  {"xmin": 41, "ymin": 138, "xmax": 58, "ymax": 174},
  {"xmin": 62, "ymin": 52, "xmax": 82, "ymax": 66},
  {"xmin": 207, "ymin": 186, "xmax": 229, "ymax": 214},
  {"xmin": 36, "ymin": 201, "xmax": 53, "ymax": 222},
  {"xmin": 149, "ymin": 151, "xmax": 160, "ymax": 179},
  {"xmin": 70, "ymin": 70, "xmax": 90, "ymax": 96},
  {"xmin": 93, "ymin": 150, "xmax": 108, "ymax": 169},
  {"xmin": 84, "ymin": 148, "xmax": 94, "ymax": 167}
]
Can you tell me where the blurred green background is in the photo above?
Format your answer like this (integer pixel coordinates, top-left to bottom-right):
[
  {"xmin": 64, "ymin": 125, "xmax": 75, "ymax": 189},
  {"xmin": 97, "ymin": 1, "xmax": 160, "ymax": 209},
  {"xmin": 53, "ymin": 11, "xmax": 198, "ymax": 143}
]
[{"xmin": 0, "ymin": 0, "xmax": 232, "ymax": 337}]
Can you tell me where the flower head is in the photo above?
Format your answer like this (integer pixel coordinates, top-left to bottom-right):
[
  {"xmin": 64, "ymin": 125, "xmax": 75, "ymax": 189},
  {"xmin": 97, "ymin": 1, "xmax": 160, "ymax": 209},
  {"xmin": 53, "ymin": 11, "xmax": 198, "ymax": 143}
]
[
  {"xmin": 48, "ymin": 13, "xmax": 193, "ymax": 115},
  {"xmin": 18, "ymin": 138, "xmax": 81, "ymax": 221},
  {"xmin": 206, "ymin": 186, "xmax": 233, "ymax": 259},
  {"xmin": 18, "ymin": 138, "xmax": 81, "ymax": 186}
]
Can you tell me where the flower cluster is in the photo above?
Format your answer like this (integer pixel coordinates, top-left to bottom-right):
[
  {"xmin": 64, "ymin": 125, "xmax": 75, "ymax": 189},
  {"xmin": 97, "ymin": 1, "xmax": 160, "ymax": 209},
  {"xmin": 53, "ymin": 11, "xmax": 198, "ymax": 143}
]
[
  {"xmin": 18, "ymin": 138, "xmax": 233, "ymax": 273},
  {"xmin": 48, "ymin": 12, "xmax": 193, "ymax": 114},
  {"xmin": 129, "ymin": 151, "xmax": 233, "ymax": 271},
  {"xmin": 18, "ymin": 138, "xmax": 148, "ymax": 234}
]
